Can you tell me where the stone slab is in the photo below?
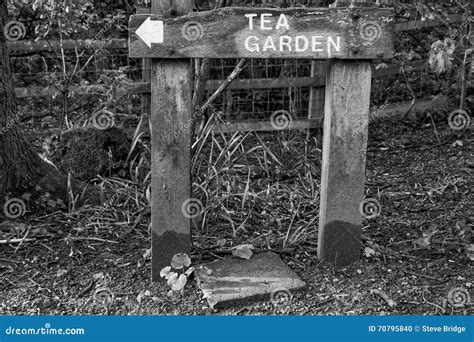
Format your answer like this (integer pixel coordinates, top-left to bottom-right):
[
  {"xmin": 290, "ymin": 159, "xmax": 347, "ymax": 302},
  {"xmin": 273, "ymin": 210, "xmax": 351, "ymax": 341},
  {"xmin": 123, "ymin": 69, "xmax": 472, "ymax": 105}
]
[{"xmin": 195, "ymin": 252, "xmax": 305, "ymax": 308}]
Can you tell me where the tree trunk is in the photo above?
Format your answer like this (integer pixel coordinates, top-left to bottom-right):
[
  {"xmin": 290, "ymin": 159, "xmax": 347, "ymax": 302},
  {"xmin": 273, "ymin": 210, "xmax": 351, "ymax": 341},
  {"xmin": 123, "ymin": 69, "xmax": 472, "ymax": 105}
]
[{"xmin": 0, "ymin": 0, "xmax": 96, "ymax": 207}]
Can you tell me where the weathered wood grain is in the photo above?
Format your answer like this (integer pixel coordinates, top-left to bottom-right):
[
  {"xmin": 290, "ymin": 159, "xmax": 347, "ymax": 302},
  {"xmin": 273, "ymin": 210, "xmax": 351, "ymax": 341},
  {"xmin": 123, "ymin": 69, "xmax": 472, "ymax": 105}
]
[
  {"xmin": 318, "ymin": 60, "xmax": 372, "ymax": 266},
  {"xmin": 129, "ymin": 7, "xmax": 394, "ymax": 59},
  {"xmin": 150, "ymin": 0, "xmax": 194, "ymax": 282},
  {"xmin": 213, "ymin": 118, "xmax": 320, "ymax": 133},
  {"xmin": 150, "ymin": 59, "xmax": 193, "ymax": 281},
  {"xmin": 308, "ymin": 61, "xmax": 326, "ymax": 120}
]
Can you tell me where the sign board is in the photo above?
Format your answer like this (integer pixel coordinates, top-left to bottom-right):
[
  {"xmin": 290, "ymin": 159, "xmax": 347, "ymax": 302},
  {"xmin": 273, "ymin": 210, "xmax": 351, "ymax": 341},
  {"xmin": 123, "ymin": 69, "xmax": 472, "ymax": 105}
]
[
  {"xmin": 131, "ymin": 2, "xmax": 397, "ymax": 280},
  {"xmin": 129, "ymin": 7, "xmax": 394, "ymax": 59}
]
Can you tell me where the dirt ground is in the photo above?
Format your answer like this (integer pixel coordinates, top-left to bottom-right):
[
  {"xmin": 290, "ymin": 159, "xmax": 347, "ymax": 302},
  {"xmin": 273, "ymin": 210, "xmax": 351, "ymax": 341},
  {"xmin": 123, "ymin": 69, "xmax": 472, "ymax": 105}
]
[{"xmin": 0, "ymin": 114, "xmax": 472, "ymax": 315}]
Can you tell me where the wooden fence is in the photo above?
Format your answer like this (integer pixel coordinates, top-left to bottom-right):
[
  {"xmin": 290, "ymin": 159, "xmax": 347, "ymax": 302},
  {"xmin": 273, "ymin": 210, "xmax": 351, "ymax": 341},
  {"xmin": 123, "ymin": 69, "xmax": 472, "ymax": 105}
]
[{"xmin": 7, "ymin": 7, "xmax": 470, "ymax": 133}]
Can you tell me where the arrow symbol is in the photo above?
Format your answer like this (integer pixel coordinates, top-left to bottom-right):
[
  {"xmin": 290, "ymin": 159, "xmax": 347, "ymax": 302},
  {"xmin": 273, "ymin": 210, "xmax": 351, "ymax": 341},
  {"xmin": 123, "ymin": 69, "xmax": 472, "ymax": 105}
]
[{"xmin": 136, "ymin": 17, "xmax": 164, "ymax": 48}]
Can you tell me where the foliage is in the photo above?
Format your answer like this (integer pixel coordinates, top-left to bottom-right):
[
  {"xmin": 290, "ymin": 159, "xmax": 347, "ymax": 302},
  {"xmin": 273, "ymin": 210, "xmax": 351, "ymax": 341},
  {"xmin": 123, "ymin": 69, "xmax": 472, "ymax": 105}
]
[
  {"xmin": 7, "ymin": 0, "xmax": 129, "ymax": 40},
  {"xmin": 428, "ymin": 38, "xmax": 456, "ymax": 75},
  {"xmin": 231, "ymin": 244, "xmax": 254, "ymax": 259},
  {"xmin": 6, "ymin": 1, "xmax": 134, "ymax": 129}
]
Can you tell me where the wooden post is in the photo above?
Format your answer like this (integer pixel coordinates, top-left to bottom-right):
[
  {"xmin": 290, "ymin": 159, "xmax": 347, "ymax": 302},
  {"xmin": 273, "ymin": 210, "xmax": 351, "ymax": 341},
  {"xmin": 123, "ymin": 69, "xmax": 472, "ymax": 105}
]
[
  {"xmin": 317, "ymin": 61, "xmax": 372, "ymax": 266},
  {"xmin": 139, "ymin": 2, "xmax": 151, "ymax": 119},
  {"xmin": 128, "ymin": 4, "xmax": 394, "ymax": 276},
  {"xmin": 317, "ymin": 0, "xmax": 374, "ymax": 266},
  {"xmin": 150, "ymin": 0, "xmax": 194, "ymax": 281},
  {"xmin": 308, "ymin": 61, "xmax": 326, "ymax": 122}
]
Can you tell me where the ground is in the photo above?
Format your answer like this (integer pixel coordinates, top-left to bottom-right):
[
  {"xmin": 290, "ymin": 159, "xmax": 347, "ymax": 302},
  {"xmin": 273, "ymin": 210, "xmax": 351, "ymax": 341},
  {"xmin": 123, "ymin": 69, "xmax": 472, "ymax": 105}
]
[{"xmin": 0, "ymin": 113, "xmax": 472, "ymax": 315}]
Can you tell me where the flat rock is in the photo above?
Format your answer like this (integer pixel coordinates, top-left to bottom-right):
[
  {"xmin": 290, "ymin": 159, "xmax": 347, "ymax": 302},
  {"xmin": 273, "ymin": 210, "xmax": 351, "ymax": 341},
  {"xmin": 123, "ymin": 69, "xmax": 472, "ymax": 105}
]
[{"xmin": 195, "ymin": 252, "xmax": 305, "ymax": 308}]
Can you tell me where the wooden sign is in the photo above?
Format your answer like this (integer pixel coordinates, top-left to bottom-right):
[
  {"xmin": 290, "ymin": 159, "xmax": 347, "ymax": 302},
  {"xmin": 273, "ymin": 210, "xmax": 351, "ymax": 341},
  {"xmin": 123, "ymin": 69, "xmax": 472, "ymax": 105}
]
[
  {"xmin": 129, "ymin": 7, "xmax": 394, "ymax": 59},
  {"xmin": 132, "ymin": 0, "xmax": 397, "ymax": 281}
]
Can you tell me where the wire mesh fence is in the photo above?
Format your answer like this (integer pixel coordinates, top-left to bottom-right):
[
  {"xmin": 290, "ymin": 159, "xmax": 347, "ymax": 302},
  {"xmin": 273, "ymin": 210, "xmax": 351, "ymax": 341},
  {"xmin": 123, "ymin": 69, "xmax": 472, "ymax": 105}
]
[{"xmin": 7, "ymin": 0, "xmax": 469, "ymax": 136}]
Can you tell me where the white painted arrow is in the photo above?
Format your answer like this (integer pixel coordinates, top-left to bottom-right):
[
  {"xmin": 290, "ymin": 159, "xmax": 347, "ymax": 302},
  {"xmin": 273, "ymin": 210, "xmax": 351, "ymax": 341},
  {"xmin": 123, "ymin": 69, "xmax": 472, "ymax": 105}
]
[{"xmin": 136, "ymin": 17, "xmax": 164, "ymax": 48}]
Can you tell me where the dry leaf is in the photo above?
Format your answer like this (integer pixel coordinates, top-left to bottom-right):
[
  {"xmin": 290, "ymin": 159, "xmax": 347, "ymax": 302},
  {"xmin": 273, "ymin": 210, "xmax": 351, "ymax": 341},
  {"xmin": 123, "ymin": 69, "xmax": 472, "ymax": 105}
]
[
  {"xmin": 143, "ymin": 248, "xmax": 151, "ymax": 260},
  {"xmin": 414, "ymin": 229, "xmax": 438, "ymax": 248},
  {"xmin": 137, "ymin": 289, "xmax": 152, "ymax": 303},
  {"xmin": 232, "ymin": 244, "xmax": 254, "ymax": 260},
  {"xmin": 166, "ymin": 272, "xmax": 179, "ymax": 287},
  {"xmin": 364, "ymin": 247, "xmax": 376, "ymax": 258},
  {"xmin": 56, "ymin": 269, "xmax": 67, "ymax": 278},
  {"xmin": 170, "ymin": 274, "xmax": 187, "ymax": 292},
  {"xmin": 160, "ymin": 266, "xmax": 172, "ymax": 279},
  {"xmin": 93, "ymin": 272, "xmax": 105, "ymax": 280},
  {"xmin": 171, "ymin": 253, "xmax": 191, "ymax": 269}
]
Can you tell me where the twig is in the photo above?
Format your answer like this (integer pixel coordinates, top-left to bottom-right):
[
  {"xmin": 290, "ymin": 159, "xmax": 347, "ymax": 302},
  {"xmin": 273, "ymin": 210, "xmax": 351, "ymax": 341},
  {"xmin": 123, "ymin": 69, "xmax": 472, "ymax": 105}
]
[
  {"xmin": 0, "ymin": 258, "xmax": 21, "ymax": 264},
  {"xmin": 192, "ymin": 58, "xmax": 211, "ymax": 111},
  {"xmin": 208, "ymin": 252, "xmax": 225, "ymax": 260},
  {"xmin": 200, "ymin": 59, "xmax": 248, "ymax": 114},
  {"xmin": 402, "ymin": 270, "xmax": 439, "ymax": 280},
  {"xmin": 371, "ymin": 289, "xmax": 397, "ymax": 308},
  {"xmin": 66, "ymin": 237, "xmax": 119, "ymax": 244},
  {"xmin": 77, "ymin": 280, "xmax": 95, "ymax": 298},
  {"xmin": 399, "ymin": 66, "xmax": 416, "ymax": 120},
  {"xmin": 14, "ymin": 225, "xmax": 32, "ymax": 252},
  {"xmin": 194, "ymin": 0, "xmax": 228, "ymax": 121},
  {"xmin": 0, "ymin": 238, "xmax": 36, "ymax": 245}
]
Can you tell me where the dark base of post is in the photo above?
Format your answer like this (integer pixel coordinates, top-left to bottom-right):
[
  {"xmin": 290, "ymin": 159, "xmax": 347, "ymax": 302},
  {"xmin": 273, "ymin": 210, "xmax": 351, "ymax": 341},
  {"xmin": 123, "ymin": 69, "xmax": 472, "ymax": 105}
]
[
  {"xmin": 151, "ymin": 230, "xmax": 191, "ymax": 281},
  {"xmin": 318, "ymin": 220, "xmax": 361, "ymax": 266}
]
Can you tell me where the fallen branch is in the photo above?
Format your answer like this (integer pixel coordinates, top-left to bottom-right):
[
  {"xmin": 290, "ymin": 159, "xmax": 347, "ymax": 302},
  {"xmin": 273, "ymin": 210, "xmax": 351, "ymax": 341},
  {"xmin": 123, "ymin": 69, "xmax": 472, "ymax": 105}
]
[
  {"xmin": 0, "ymin": 235, "xmax": 119, "ymax": 245},
  {"xmin": 0, "ymin": 238, "xmax": 37, "ymax": 244},
  {"xmin": 200, "ymin": 58, "xmax": 248, "ymax": 115},
  {"xmin": 66, "ymin": 237, "xmax": 119, "ymax": 244}
]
